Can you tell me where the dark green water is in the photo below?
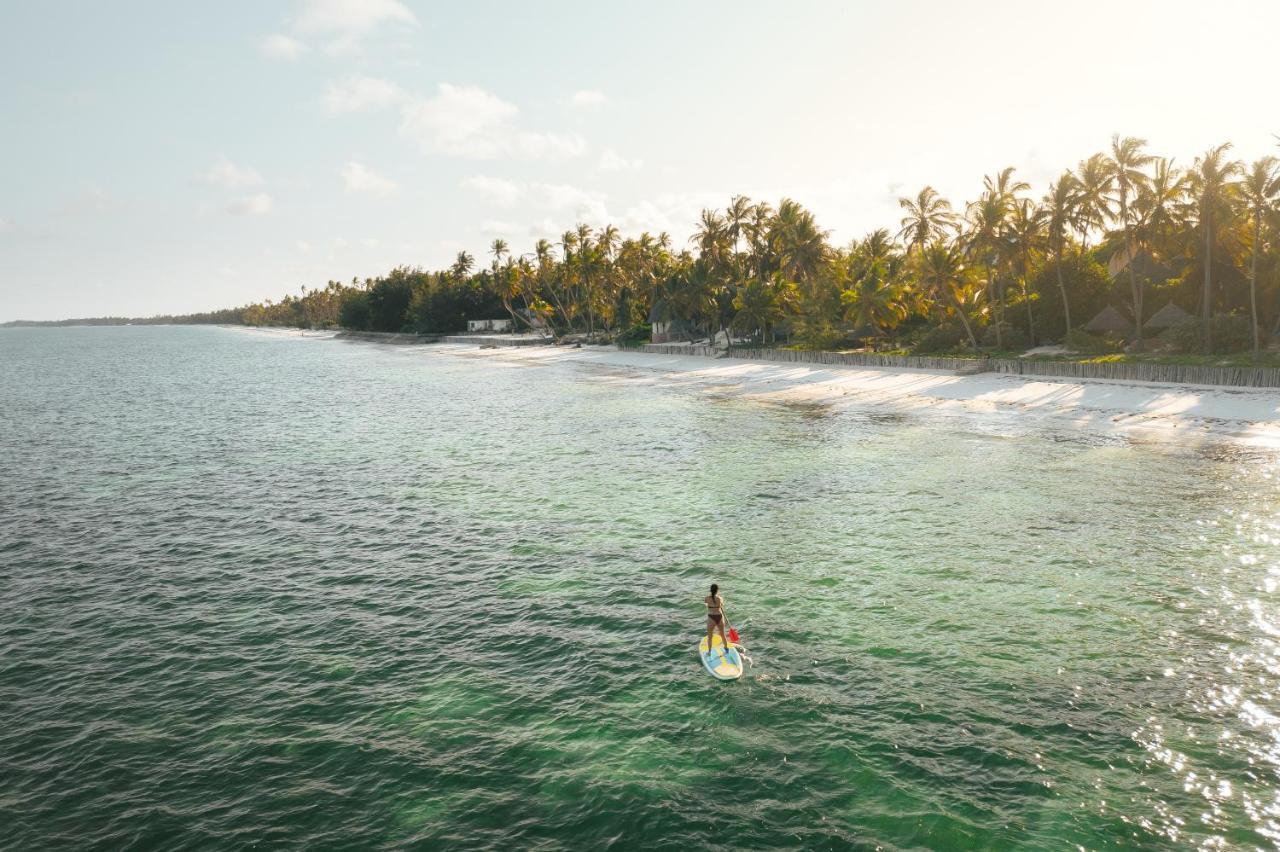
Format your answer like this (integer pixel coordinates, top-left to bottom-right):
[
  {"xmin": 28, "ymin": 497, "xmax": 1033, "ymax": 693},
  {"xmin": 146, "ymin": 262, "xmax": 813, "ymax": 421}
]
[{"xmin": 2, "ymin": 326, "xmax": 1279, "ymax": 849}]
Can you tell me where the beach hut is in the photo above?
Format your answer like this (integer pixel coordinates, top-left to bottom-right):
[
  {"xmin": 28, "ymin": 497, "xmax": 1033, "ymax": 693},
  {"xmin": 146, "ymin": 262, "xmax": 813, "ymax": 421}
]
[
  {"xmin": 1143, "ymin": 302, "xmax": 1192, "ymax": 332},
  {"xmin": 1108, "ymin": 245, "xmax": 1172, "ymax": 283},
  {"xmin": 467, "ymin": 318, "xmax": 512, "ymax": 332},
  {"xmin": 1084, "ymin": 305, "xmax": 1131, "ymax": 335},
  {"xmin": 649, "ymin": 301, "xmax": 694, "ymax": 343}
]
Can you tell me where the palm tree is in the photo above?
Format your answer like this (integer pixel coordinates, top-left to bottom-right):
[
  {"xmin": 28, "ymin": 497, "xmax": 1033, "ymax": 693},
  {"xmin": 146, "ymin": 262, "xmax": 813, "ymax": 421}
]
[
  {"xmin": 1239, "ymin": 156, "xmax": 1279, "ymax": 357},
  {"xmin": 771, "ymin": 198, "xmax": 829, "ymax": 285},
  {"xmin": 531, "ymin": 238, "xmax": 567, "ymax": 338},
  {"xmin": 451, "ymin": 250, "xmax": 475, "ymax": 279},
  {"xmin": 915, "ymin": 240, "xmax": 980, "ymax": 348},
  {"xmin": 1133, "ymin": 157, "xmax": 1186, "ymax": 259},
  {"xmin": 1074, "ymin": 153, "xmax": 1114, "ymax": 252},
  {"xmin": 731, "ymin": 276, "xmax": 786, "ymax": 343},
  {"xmin": 489, "ymin": 238, "xmax": 521, "ymax": 328},
  {"xmin": 693, "ymin": 209, "xmax": 739, "ymax": 341},
  {"xmin": 964, "ymin": 190, "xmax": 1008, "ymax": 346},
  {"xmin": 725, "ymin": 195, "xmax": 753, "ymax": 280},
  {"xmin": 1188, "ymin": 143, "xmax": 1242, "ymax": 352},
  {"xmin": 744, "ymin": 202, "xmax": 774, "ymax": 284},
  {"xmin": 596, "ymin": 224, "xmax": 621, "ymax": 329},
  {"xmin": 489, "ymin": 238, "xmax": 508, "ymax": 268},
  {"xmin": 898, "ymin": 187, "xmax": 957, "ymax": 254},
  {"xmin": 1006, "ymin": 198, "xmax": 1047, "ymax": 345},
  {"xmin": 858, "ymin": 228, "xmax": 896, "ymax": 264},
  {"xmin": 555, "ymin": 230, "xmax": 579, "ymax": 330},
  {"xmin": 1107, "ymin": 135, "xmax": 1154, "ymax": 340},
  {"xmin": 693, "ymin": 209, "xmax": 730, "ymax": 266},
  {"xmin": 574, "ymin": 223, "xmax": 597, "ymax": 336},
  {"xmin": 840, "ymin": 245, "xmax": 908, "ymax": 342},
  {"xmin": 1043, "ymin": 173, "xmax": 1079, "ymax": 334},
  {"xmin": 983, "ymin": 167, "xmax": 1029, "ymax": 205}
]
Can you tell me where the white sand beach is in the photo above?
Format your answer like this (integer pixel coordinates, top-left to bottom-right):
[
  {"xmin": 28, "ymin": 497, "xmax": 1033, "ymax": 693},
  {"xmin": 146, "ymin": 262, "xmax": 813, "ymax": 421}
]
[{"xmin": 422, "ymin": 342, "xmax": 1280, "ymax": 448}]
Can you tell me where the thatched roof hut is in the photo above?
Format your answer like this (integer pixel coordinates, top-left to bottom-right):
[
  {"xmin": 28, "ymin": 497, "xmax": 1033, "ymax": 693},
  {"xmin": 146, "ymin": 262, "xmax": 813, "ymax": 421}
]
[
  {"xmin": 1143, "ymin": 302, "xmax": 1193, "ymax": 331},
  {"xmin": 1084, "ymin": 305, "xmax": 1132, "ymax": 334},
  {"xmin": 1108, "ymin": 245, "xmax": 1172, "ymax": 283},
  {"xmin": 848, "ymin": 323, "xmax": 883, "ymax": 340}
]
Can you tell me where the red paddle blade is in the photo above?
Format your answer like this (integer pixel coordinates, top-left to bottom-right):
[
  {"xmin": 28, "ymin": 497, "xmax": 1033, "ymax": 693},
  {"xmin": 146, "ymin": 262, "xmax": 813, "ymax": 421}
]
[{"xmin": 728, "ymin": 628, "xmax": 740, "ymax": 644}]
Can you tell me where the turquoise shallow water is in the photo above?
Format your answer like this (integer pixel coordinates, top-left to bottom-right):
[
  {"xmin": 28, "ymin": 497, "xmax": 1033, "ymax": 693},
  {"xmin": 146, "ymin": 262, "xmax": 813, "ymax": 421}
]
[{"xmin": 2, "ymin": 326, "xmax": 1279, "ymax": 849}]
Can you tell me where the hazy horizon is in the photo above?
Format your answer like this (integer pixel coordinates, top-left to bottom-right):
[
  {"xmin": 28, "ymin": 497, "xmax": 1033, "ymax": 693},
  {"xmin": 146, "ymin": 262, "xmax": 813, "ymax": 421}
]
[{"xmin": 3, "ymin": 0, "xmax": 1278, "ymax": 322}]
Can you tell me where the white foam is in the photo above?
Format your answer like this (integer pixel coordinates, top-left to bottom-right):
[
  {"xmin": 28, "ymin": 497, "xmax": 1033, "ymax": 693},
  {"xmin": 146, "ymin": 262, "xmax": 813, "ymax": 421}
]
[{"xmin": 429, "ymin": 344, "xmax": 1280, "ymax": 448}]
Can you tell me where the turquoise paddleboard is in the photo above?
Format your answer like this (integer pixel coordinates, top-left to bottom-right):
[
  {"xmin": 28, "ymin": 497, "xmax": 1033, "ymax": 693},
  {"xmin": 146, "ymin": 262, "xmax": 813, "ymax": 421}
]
[{"xmin": 699, "ymin": 634, "xmax": 743, "ymax": 680}]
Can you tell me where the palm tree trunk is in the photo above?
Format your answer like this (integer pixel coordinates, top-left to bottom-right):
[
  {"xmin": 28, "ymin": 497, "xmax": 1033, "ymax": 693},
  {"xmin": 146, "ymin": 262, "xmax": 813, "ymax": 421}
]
[
  {"xmin": 1022, "ymin": 281, "xmax": 1036, "ymax": 347},
  {"xmin": 947, "ymin": 292, "xmax": 979, "ymax": 349},
  {"xmin": 547, "ymin": 277, "xmax": 573, "ymax": 336},
  {"xmin": 1123, "ymin": 207, "xmax": 1142, "ymax": 344},
  {"xmin": 1021, "ymin": 246, "xmax": 1035, "ymax": 346},
  {"xmin": 1251, "ymin": 208, "xmax": 1261, "ymax": 358},
  {"xmin": 1056, "ymin": 249, "xmax": 1072, "ymax": 336},
  {"xmin": 1202, "ymin": 209, "xmax": 1213, "ymax": 354},
  {"xmin": 986, "ymin": 263, "xmax": 1000, "ymax": 348},
  {"xmin": 501, "ymin": 295, "xmax": 520, "ymax": 330}
]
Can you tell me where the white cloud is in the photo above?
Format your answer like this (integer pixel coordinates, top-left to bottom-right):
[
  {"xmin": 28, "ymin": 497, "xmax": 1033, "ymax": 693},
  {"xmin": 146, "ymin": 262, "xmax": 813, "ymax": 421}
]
[
  {"xmin": 342, "ymin": 161, "xmax": 396, "ymax": 196},
  {"xmin": 619, "ymin": 200, "xmax": 675, "ymax": 235},
  {"xmin": 570, "ymin": 89, "xmax": 608, "ymax": 107},
  {"xmin": 480, "ymin": 220, "xmax": 526, "ymax": 236},
  {"xmin": 462, "ymin": 175, "xmax": 608, "ymax": 223},
  {"xmin": 293, "ymin": 0, "xmax": 417, "ymax": 54},
  {"xmin": 260, "ymin": 34, "xmax": 307, "ymax": 60},
  {"xmin": 399, "ymin": 84, "xmax": 586, "ymax": 161},
  {"xmin": 360, "ymin": 237, "xmax": 380, "ymax": 247},
  {"xmin": 399, "ymin": 84, "xmax": 518, "ymax": 158},
  {"xmin": 619, "ymin": 192, "xmax": 725, "ymax": 240},
  {"xmin": 463, "ymin": 175, "xmax": 523, "ymax": 207},
  {"xmin": 226, "ymin": 193, "xmax": 273, "ymax": 216},
  {"xmin": 597, "ymin": 148, "xmax": 642, "ymax": 172},
  {"xmin": 324, "ymin": 75, "xmax": 403, "ymax": 113},
  {"xmin": 512, "ymin": 131, "xmax": 587, "ymax": 160},
  {"xmin": 200, "ymin": 157, "xmax": 263, "ymax": 189},
  {"xmin": 535, "ymin": 183, "xmax": 607, "ymax": 220}
]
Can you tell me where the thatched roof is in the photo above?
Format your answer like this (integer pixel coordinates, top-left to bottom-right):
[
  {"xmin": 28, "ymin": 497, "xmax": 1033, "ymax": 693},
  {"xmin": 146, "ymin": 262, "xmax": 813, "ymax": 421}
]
[
  {"xmin": 1144, "ymin": 302, "xmax": 1193, "ymax": 330},
  {"xmin": 848, "ymin": 323, "xmax": 884, "ymax": 339},
  {"xmin": 1085, "ymin": 305, "xmax": 1132, "ymax": 334},
  {"xmin": 1108, "ymin": 244, "xmax": 1172, "ymax": 282}
]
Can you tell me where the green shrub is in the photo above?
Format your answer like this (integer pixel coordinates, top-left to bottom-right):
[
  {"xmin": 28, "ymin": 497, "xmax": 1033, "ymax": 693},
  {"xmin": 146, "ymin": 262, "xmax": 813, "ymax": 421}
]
[
  {"xmin": 618, "ymin": 323, "xmax": 651, "ymax": 342},
  {"xmin": 792, "ymin": 318, "xmax": 846, "ymax": 350},
  {"xmin": 981, "ymin": 322, "xmax": 1029, "ymax": 350},
  {"xmin": 1064, "ymin": 328, "xmax": 1121, "ymax": 355},
  {"xmin": 914, "ymin": 324, "xmax": 965, "ymax": 354},
  {"xmin": 337, "ymin": 290, "xmax": 371, "ymax": 330},
  {"xmin": 1164, "ymin": 315, "xmax": 1254, "ymax": 354}
]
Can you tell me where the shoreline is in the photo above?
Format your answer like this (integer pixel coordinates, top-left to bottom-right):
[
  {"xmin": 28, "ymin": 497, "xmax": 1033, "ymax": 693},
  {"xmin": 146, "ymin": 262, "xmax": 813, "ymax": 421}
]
[{"xmin": 421, "ymin": 341, "xmax": 1280, "ymax": 448}]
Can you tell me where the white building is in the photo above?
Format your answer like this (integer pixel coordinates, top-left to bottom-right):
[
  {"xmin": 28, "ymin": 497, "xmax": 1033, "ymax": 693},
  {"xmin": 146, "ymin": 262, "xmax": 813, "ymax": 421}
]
[{"xmin": 467, "ymin": 318, "xmax": 513, "ymax": 333}]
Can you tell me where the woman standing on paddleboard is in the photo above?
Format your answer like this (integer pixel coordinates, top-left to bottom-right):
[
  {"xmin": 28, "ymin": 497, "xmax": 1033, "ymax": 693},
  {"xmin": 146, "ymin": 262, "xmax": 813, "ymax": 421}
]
[{"xmin": 705, "ymin": 583, "xmax": 729, "ymax": 650}]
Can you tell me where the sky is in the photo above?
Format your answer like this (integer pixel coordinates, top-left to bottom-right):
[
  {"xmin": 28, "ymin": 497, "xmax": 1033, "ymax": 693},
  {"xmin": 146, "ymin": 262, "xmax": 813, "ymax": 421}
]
[{"xmin": 2, "ymin": 0, "xmax": 1279, "ymax": 321}]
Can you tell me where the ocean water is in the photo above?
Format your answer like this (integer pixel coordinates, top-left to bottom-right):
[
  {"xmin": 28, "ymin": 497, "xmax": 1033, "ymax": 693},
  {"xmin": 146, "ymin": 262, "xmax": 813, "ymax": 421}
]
[{"xmin": 2, "ymin": 325, "xmax": 1278, "ymax": 849}]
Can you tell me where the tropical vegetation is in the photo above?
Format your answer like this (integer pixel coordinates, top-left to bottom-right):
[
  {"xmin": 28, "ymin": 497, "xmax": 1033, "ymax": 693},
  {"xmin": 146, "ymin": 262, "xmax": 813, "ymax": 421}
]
[{"xmin": 13, "ymin": 137, "xmax": 1280, "ymax": 360}]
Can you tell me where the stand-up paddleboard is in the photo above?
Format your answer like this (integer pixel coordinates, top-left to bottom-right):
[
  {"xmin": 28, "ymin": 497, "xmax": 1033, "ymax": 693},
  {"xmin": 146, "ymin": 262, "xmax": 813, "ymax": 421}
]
[{"xmin": 699, "ymin": 634, "xmax": 743, "ymax": 680}]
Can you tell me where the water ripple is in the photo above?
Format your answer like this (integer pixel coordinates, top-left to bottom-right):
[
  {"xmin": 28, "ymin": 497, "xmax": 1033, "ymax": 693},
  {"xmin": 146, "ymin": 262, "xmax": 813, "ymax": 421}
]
[{"xmin": 2, "ymin": 326, "xmax": 1279, "ymax": 848}]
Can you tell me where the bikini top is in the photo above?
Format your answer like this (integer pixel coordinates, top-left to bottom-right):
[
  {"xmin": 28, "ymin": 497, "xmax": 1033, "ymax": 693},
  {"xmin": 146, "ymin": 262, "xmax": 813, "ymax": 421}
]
[{"xmin": 706, "ymin": 595, "xmax": 722, "ymax": 612}]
